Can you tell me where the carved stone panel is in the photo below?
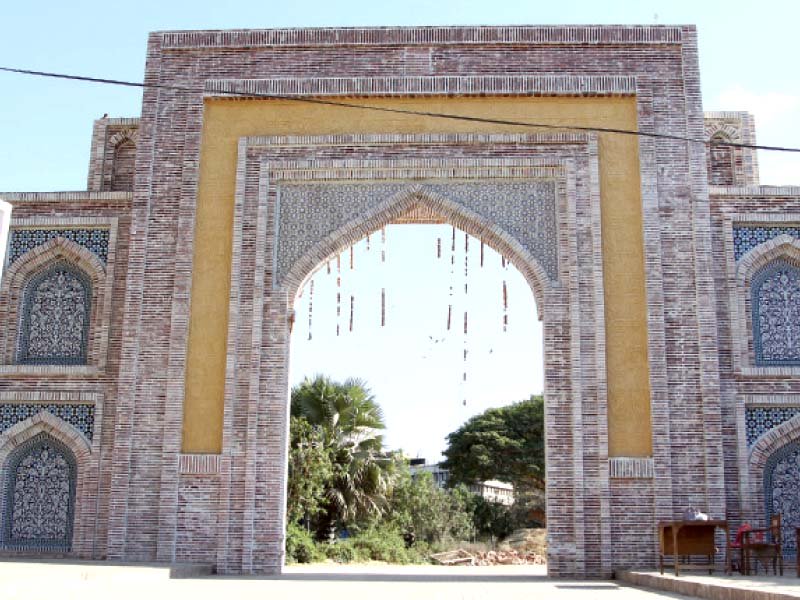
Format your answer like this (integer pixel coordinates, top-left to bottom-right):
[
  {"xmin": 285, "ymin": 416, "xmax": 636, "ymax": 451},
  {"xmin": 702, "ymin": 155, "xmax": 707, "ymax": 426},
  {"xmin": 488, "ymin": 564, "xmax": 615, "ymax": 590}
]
[
  {"xmin": 17, "ymin": 263, "xmax": 92, "ymax": 365},
  {"xmin": 752, "ymin": 261, "xmax": 800, "ymax": 366},
  {"xmin": 2, "ymin": 433, "xmax": 76, "ymax": 551}
]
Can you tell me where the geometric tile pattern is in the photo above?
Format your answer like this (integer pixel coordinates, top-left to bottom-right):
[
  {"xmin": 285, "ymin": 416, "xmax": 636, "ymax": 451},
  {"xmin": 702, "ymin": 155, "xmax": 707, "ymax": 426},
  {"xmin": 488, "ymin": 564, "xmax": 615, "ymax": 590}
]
[
  {"xmin": 277, "ymin": 180, "xmax": 558, "ymax": 285},
  {"xmin": 746, "ymin": 406, "xmax": 800, "ymax": 447},
  {"xmin": 16, "ymin": 262, "xmax": 91, "ymax": 365},
  {"xmin": 0, "ymin": 404, "xmax": 94, "ymax": 440},
  {"xmin": 7, "ymin": 229, "xmax": 109, "ymax": 265},
  {"xmin": 733, "ymin": 226, "xmax": 800, "ymax": 261},
  {"xmin": 752, "ymin": 261, "xmax": 800, "ymax": 366},
  {"xmin": 764, "ymin": 440, "xmax": 800, "ymax": 559},
  {"xmin": 1, "ymin": 432, "xmax": 76, "ymax": 552}
]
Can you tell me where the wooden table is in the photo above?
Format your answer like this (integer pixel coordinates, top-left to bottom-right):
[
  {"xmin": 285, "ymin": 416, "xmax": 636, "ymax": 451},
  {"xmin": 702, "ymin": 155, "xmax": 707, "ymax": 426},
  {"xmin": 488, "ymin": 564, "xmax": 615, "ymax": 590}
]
[{"xmin": 658, "ymin": 520, "xmax": 730, "ymax": 576}]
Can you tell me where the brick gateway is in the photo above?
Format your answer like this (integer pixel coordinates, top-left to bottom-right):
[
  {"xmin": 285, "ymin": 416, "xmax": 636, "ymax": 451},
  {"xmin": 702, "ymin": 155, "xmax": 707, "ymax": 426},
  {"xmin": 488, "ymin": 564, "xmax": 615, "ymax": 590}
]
[{"xmin": 1, "ymin": 26, "xmax": 799, "ymax": 576}]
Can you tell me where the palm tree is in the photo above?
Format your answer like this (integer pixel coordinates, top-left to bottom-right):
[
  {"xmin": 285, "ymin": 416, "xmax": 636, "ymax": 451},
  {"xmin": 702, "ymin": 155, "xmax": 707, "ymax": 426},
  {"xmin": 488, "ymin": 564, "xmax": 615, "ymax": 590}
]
[{"xmin": 290, "ymin": 375, "xmax": 394, "ymax": 540}]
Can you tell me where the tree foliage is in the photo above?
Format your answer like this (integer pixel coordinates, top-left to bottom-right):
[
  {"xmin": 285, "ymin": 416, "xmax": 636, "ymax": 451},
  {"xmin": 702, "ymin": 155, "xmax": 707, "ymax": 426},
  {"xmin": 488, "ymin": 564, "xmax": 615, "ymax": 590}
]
[
  {"xmin": 289, "ymin": 375, "xmax": 395, "ymax": 539},
  {"xmin": 441, "ymin": 395, "xmax": 545, "ymax": 493},
  {"xmin": 386, "ymin": 469, "xmax": 474, "ymax": 544}
]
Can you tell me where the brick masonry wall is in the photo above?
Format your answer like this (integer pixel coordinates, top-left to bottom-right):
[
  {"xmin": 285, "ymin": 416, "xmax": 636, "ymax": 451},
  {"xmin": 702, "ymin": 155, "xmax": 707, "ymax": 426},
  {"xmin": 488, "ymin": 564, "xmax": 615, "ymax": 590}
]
[
  {"xmin": 105, "ymin": 25, "xmax": 723, "ymax": 576},
  {"xmin": 5, "ymin": 25, "xmax": 786, "ymax": 578},
  {"xmin": 709, "ymin": 187, "xmax": 800, "ymax": 532},
  {"xmin": 0, "ymin": 191, "xmax": 132, "ymax": 558},
  {"xmin": 87, "ymin": 118, "xmax": 140, "ymax": 192}
]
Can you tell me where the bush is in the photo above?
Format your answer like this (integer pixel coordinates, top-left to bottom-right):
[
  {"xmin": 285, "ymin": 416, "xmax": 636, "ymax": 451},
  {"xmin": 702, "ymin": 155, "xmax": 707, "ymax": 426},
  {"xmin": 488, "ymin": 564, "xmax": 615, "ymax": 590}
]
[
  {"xmin": 286, "ymin": 523, "xmax": 323, "ymax": 564},
  {"xmin": 325, "ymin": 539, "xmax": 360, "ymax": 563},
  {"xmin": 350, "ymin": 526, "xmax": 421, "ymax": 564}
]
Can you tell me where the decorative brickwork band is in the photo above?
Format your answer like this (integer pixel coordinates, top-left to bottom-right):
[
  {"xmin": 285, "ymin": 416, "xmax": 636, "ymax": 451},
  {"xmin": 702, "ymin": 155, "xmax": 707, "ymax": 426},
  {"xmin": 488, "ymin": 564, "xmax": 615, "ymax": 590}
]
[
  {"xmin": 206, "ymin": 75, "xmax": 637, "ymax": 98},
  {"xmin": 179, "ymin": 454, "xmax": 221, "ymax": 475},
  {"xmin": 609, "ymin": 457, "xmax": 655, "ymax": 479}
]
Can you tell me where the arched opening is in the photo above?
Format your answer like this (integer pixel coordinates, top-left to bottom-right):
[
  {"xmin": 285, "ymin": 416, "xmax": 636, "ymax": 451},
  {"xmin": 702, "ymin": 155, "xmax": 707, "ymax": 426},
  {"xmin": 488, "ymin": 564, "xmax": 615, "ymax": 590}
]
[
  {"xmin": 1, "ymin": 432, "xmax": 77, "ymax": 552},
  {"xmin": 763, "ymin": 439, "xmax": 800, "ymax": 560},
  {"xmin": 284, "ymin": 200, "xmax": 547, "ymax": 567},
  {"xmin": 111, "ymin": 139, "xmax": 136, "ymax": 191},
  {"xmin": 16, "ymin": 260, "xmax": 92, "ymax": 365},
  {"xmin": 708, "ymin": 132, "xmax": 735, "ymax": 185}
]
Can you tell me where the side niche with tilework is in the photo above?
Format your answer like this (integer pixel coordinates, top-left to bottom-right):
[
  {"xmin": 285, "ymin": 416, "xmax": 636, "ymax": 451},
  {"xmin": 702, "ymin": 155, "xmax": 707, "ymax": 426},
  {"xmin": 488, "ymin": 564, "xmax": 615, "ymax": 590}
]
[{"xmin": 764, "ymin": 441, "xmax": 800, "ymax": 559}]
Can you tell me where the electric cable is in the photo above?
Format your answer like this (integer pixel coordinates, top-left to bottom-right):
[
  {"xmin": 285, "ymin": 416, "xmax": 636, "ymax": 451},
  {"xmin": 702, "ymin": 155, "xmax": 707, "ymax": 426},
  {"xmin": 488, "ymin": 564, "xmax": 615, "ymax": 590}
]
[{"xmin": 1, "ymin": 65, "xmax": 799, "ymax": 153}]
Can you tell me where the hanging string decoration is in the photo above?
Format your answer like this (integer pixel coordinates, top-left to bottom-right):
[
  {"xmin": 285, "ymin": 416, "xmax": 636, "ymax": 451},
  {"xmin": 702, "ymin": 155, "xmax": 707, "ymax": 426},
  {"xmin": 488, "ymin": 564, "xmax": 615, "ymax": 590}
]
[
  {"xmin": 366, "ymin": 233, "xmax": 370, "ymax": 252},
  {"xmin": 350, "ymin": 245, "xmax": 354, "ymax": 270},
  {"xmin": 503, "ymin": 280, "xmax": 509, "ymax": 332},
  {"xmin": 381, "ymin": 288, "xmax": 386, "ymax": 327},
  {"xmin": 464, "ymin": 232, "xmax": 469, "ymax": 294},
  {"xmin": 336, "ymin": 254, "xmax": 342, "ymax": 336},
  {"xmin": 349, "ymin": 294, "xmax": 355, "ymax": 332},
  {"xmin": 307, "ymin": 280, "xmax": 314, "ymax": 341},
  {"xmin": 326, "ymin": 260, "xmax": 331, "ymax": 275},
  {"xmin": 480, "ymin": 240, "xmax": 485, "ymax": 267},
  {"xmin": 381, "ymin": 227, "xmax": 386, "ymax": 263},
  {"xmin": 437, "ymin": 237, "xmax": 442, "ymax": 259},
  {"xmin": 447, "ymin": 225, "xmax": 456, "ymax": 331},
  {"xmin": 502, "ymin": 254, "xmax": 509, "ymax": 332}
]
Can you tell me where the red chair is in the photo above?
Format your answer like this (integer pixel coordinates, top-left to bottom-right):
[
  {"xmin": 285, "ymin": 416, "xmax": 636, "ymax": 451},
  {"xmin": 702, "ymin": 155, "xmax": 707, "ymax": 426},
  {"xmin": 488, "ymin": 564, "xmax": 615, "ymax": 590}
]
[
  {"xmin": 729, "ymin": 523, "xmax": 752, "ymax": 574},
  {"xmin": 743, "ymin": 514, "xmax": 783, "ymax": 576}
]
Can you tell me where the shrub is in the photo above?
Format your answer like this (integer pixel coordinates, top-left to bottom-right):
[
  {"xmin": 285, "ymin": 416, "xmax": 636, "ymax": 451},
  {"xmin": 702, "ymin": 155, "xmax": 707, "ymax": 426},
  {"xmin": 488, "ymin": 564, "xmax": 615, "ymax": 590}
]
[
  {"xmin": 325, "ymin": 539, "xmax": 360, "ymax": 563},
  {"xmin": 350, "ymin": 526, "xmax": 420, "ymax": 564},
  {"xmin": 285, "ymin": 523, "xmax": 323, "ymax": 564}
]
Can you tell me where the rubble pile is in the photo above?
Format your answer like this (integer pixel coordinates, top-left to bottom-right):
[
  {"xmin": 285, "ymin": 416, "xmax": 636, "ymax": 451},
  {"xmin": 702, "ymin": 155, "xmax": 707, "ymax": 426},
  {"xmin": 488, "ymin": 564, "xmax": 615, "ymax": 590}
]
[{"xmin": 473, "ymin": 549, "xmax": 546, "ymax": 566}]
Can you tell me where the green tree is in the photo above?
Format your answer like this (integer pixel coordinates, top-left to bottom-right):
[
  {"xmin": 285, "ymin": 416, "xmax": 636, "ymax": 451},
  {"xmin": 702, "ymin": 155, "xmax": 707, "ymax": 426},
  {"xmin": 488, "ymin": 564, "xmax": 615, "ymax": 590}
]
[
  {"xmin": 441, "ymin": 395, "xmax": 545, "ymax": 495},
  {"xmin": 286, "ymin": 416, "xmax": 334, "ymax": 525},
  {"xmin": 290, "ymin": 375, "xmax": 395, "ymax": 539},
  {"xmin": 387, "ymin": 468, "xmax": 474, "ymax": 544}
]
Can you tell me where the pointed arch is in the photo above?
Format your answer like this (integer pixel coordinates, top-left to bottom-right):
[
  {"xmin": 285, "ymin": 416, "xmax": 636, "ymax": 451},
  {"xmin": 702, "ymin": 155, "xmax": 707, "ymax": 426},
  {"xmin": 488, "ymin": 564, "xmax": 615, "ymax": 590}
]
[
  {"xmin": 747, "ymin": 414, "xmax": 800, "ymax": 534},
  {"xmin": 0, "ymin": 411, "xmax": 91, "ymax": 553},
  {"xmin": 730, "ymin": 235, "xmax": 800, "ymax": 371},
  {"xmin": 282, "ymin": 184, "xmax": 551, "ymax": 319}
]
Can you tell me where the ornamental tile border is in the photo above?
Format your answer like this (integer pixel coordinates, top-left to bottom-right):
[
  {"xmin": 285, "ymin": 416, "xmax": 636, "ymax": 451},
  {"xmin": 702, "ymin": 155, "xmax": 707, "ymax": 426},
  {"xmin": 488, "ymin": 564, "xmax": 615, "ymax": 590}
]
[
  {"xmin": 7, "ymin": 229, "xmax": 110, "ymax": 265},
  {"xmin": 746, "ymin": 406, "xmax": 800, "ymax": 448},
  {"xmin": 0, "ymin": 404, "xmax": 95, "ymax": 441},
  {"xmin": 734, "ymin": 226, "xmax": 800, "ymax": 261}
]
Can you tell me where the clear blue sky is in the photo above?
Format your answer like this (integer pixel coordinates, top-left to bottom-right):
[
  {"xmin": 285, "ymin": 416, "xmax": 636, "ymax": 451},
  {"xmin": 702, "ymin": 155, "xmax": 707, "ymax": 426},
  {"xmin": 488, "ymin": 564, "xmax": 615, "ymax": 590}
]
[{"xmin": 1, "ymin": 0, "xmax": 798, "ymax": 460}]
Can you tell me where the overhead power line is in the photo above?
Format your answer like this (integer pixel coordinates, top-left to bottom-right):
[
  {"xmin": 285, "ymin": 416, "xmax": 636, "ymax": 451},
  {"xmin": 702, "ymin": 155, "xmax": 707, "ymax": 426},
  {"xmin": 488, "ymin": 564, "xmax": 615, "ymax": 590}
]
[{"xmin": 1, "ymin": 65, "xmax": 798, "ymax": 154}]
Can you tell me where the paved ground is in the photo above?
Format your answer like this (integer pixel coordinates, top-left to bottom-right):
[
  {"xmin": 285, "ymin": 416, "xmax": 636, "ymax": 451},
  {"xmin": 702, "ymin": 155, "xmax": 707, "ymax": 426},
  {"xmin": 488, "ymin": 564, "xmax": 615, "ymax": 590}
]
[
  {"xmin": 0, "ymin": 560, "xmax": 695, "ymax": 600},
  {"xmin": 621, "ymin": 568, "xmax": 800, "ymax": 599}
]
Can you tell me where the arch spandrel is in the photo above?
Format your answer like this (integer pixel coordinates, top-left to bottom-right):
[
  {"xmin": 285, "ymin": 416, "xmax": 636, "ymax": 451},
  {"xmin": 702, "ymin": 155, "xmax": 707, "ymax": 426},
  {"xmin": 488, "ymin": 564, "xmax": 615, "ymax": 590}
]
[{"xmin": 279, "ymin": 181, "xmax": 557, "ymax": 317}]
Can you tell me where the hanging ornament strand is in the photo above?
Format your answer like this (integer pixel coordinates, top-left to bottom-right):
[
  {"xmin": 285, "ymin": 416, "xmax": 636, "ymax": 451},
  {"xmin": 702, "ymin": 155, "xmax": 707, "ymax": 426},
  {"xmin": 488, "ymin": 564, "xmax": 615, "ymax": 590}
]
[
  {"xmin": 381, "ymin": 287, "xmax": 386, "ymax": 327},
  {"xmin": 502, "ymin": 254, "xmax": 509, "ymax": 332},
  {"xmin": 307, "ymin": 280, "xmax": 314, "ymax": 341},
  {"xmin": 349, "ymin": 295, "xmax": 355, "ymax": 332},
  {"xmin": 447, "ymin": 225, "xmax": 456, "ymax": 331},
  {"xmin": 336, "ymin": 254, "xmax": 342, "ymax": 336}
]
